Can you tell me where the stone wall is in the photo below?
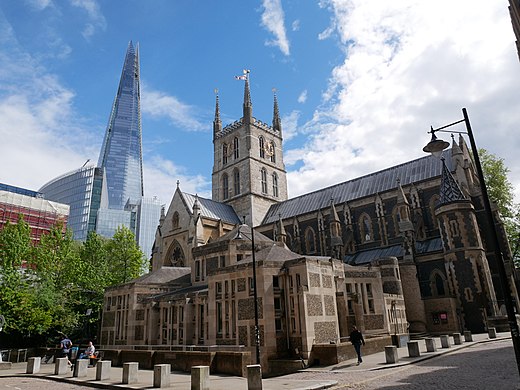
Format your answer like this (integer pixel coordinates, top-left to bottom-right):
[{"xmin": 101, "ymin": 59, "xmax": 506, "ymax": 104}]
[{"xmin": 309, "ymin": 335, "xmax": 392, "ymax": 366}]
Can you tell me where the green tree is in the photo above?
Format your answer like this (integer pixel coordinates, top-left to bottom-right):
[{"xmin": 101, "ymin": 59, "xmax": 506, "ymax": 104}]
[
  {"xmin": 105, "ymin": 226, "xmax": 146, "ymax": 285},
  {"xmin": 0, "ymin": 216, "xmax": 56, "ymax": 339},
  {"xmin": 480, "ymin": 148, "xmax": 520, "ymax": 264}
]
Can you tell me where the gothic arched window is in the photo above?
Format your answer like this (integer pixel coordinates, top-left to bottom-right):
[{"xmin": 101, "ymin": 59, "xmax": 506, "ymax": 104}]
[
  {"xmin": 233, "ymin": 137, "xmax": 239, "ymax": 159},
  {"xmin": 429, "ymin": 194, "xmax": 440, "ymax": 225},
  {"xmin": 392, "ymin": 206, "xmax": 401, "ymax": 237},
  {"xmin": 359, "ymin": 213, "xmax": 373, "ymax": 243},
  {"xmin": 259, "ymin": 136, "xmax": 265, "ymax": 158},
  {"xmin": 222, "ymin": 144, "xmax": 228, "ymax": 165},
  {"xmin": 430, "ymin": 269, "xmax": 447, "ymax": 297},
  {"xmin": 305, "ymin": 227, "xmax": 316, "ymax": 254},
  {"xmin": 261, "ymin": 168, "xmax": 268, "ymax": 194},
  {"xmin": 233, "ymin": 169, "xmax": 240, "ymax": 196},
  {"xmin": 272, "ymin": 172, "xmax": 278, "ymax": 197},
  {"xmin": 168, "ymin": 240, "xmax": 185, "ymax": 267},
  {"xmin": 270, "ymin": 142, "xmax": 276, "ymax": 163},
  {"xmin": 222, "ymin": 173, "xmax": 229, "ymax": 200}
]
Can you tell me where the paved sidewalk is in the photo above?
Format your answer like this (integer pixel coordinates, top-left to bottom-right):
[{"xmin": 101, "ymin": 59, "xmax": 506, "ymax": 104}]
[
  {"xmin": 306, "ymin": 331, "xmax": 511, "ymax": 373},
  {"xmin": 0, "ymin": 332, "xmax": 510, "ymax": 389}
]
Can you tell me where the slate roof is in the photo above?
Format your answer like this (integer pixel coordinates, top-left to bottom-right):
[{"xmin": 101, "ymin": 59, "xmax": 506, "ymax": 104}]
[
  {"xmin": 263, "ymin": 151, "xmax": 452, "ymax": 225},
  {"xmin": 345, "ymin": 237, "xmax": 443, "ymax": 265},
  {"xmin": 182, "ymin": 192, "xmax": 241, "ymax": 224},
  {"xmin": 111, "ymin": 267, "xmax": 191, "ymax": 287}
]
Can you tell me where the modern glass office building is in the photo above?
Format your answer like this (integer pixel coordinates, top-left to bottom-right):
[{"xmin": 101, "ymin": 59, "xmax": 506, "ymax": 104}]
[{"xmin": 39, "ymin": 166, "xmax": 106, "ymax": 241}]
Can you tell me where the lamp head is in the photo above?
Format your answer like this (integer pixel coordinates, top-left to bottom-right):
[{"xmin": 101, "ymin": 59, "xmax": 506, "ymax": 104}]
[{"xmin": 423, "ymin": 130, "xmax": 450, "ymax": 158}]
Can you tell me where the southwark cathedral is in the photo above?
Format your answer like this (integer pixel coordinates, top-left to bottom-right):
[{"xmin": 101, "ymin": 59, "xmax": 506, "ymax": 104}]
[{"xmin": 99, "ymin": 76, "xmax": 518, "ymax": 375}]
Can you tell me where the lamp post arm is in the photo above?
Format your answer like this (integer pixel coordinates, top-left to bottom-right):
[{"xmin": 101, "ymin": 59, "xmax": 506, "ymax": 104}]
[{"xmin": 461, "ymin": 107, "xmax": 520, "ymax": 376}]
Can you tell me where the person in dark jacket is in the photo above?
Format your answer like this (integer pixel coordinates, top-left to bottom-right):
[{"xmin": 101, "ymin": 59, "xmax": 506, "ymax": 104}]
[{"xmin": 349, "ymin": 325, "xmax": 365, "ymax": 365}]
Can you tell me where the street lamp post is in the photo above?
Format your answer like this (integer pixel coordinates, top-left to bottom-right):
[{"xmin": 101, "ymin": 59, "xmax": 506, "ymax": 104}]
[
  {"xmin": 235, "ymin": 221, "xmax": 261, "ymax": 365},
  {"xmin": 423, "ymin": 107, "xmax": 520, "ymax": 376},
  {"xmin": 250, "ymin": 224, "xmax": 261, "ymax": 365}
]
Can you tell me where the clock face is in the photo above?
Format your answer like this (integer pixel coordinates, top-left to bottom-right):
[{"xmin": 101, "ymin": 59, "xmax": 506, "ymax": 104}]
[{"xmin": 264, "ymin": 141, "xmax": 274, "ymax": 156}]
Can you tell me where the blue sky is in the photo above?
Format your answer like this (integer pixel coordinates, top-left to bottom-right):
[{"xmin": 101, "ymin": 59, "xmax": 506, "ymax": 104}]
[{"xmin": 1, "ymin": 0, "xmax": 519, "ymax": 207}]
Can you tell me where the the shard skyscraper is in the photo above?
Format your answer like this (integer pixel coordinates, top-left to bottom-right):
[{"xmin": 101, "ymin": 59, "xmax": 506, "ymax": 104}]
[
  {"xmin": 41, "ymin": 41, "xmax": 161, "ymax": 259},
  {"xmin": 98, "ymin": 41, "xmax": 144, "ymax": 209}
]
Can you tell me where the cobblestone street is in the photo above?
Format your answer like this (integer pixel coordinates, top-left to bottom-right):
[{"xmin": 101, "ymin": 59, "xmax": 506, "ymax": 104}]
[{"xmin": 284, "ymin": 339, "xmax": 519, "ymax": 389}]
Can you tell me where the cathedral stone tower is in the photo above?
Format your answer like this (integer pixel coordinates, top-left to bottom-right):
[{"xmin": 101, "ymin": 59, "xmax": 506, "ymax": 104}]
[
  {"xmin": 435, "ymin": 158, "xmax": 499, "ymax": 333},
  {"xmin": 212, "ymin": 75, "xmax": 288, "ymax": 226}
]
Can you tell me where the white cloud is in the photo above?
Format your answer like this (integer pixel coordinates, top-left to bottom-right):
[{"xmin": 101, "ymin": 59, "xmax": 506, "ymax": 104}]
[
  {"xmin": 141, "ymin": 85, "xmax": 207, "ymax": 132},
  {"xmin": 287, "ymin": 0, "xmax": 520, "ymax": 200},
  {"xmin": 26, "ymin": 0, "xmax": 54, "ymax": 10},
  {"xmin": 297, "ymin": 89, "xmax": 307, "ymax": 104},
  {"xmin": 281, "ymin": 110, "xmax": 300, "ymax": 141},
  {"xmin": 260, "ymin": 0, "xmax": 290, "ymax": 56},
  {"xmin": 70, "ymin": 0, "xmax": 107, "ymax": 39},
  {"xmin": 144, "ymin": 156, "xmax": 211, "ymax": 206}
]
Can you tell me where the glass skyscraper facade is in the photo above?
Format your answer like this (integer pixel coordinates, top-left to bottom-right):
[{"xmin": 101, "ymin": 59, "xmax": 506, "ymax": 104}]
[
  {"xmin": 98, "ymin": 41, "xmax": 143, "ymax": 210},
  {"xmin": 39, "ymin": 41, "xmax": 161, "ymax": 260},
  {"xmin": 39, "ymin": 166, "xmax": 106, "ymax": 241}
]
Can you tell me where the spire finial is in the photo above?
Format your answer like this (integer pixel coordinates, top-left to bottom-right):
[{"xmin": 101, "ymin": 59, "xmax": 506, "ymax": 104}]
[
  {"xmin": 272, "ymin": 88, "xmax": 282, "ymax": 134},
  {"xmin": 213, "ymin": 88, "xmax": 222, "ymax": 136},
  {"xmin": 244, "ymin": 70, "xmax": 251, "ymax": 107},
  {"xmin": 176, "ymin": 180, "xmax": 180, "ymax": 189}
]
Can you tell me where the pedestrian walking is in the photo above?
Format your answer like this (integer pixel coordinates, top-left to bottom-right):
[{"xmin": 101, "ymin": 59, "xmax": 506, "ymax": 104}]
[
  {"xmin": 59, "ymin": 335, "xmax": 73, "ymax": 365},
  {"xmin": 350, "ymin": 325, "xmax": 365, "ymax": 365}
]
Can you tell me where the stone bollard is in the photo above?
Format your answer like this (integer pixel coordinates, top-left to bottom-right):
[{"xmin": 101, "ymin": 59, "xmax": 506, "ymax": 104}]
[
  {"xmin": 26, "ymin": 357, "xmax": 41, "ymax": 374},
  {"xmin": 425, "ymin": 338, "xmax": 437, "ymax": 352},
  {"xmin": 191, "ymin": 365, "xmax": 210, "ymax": 390},
  {"xmin": 122, "ymin": 362, "xmax": 139, "ymax": 384},
  {"xmin": 453, "ymin": 333, "xmax": 462, "ymax": 345},
  {"xmin": 385, "ymin": 345, "xmax": 399, "ymax": 364},
  {"xmin": 464, "ymin": 330, "xmax": 473, "ymax": 342},
  {"xmin": 73, "ymin": 359, "xmax": 88, "ymax": 378},
  {"xmin": 407, "ymin": 341, "xmax": 420, "ymax": 358},
  {"xmin": 440, "ymin": 335, "xmax": 450, "ymax": 348},
  {"xmin": 488, "ymin": 327, "xmax": 497, "ymax": 339},
  {"xmin": 153, "ymin": 364, "xmax": 171, "ymax": 388},
  {"xmin": 247, "ymin": 364, "xmax": 263, "ymax": 390},
  {"xmin": 54, "ymin": 357, "xmax": 69, "ymax": 375},
  {"xmin": 96, "ymin": 360, "xmax": 111, "ymax": 381}
]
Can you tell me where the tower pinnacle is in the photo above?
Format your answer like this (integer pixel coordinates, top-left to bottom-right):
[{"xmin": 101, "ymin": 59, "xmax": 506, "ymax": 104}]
[
  {"xmin": 272, "ymin": 89, "xmax": 282, "ymax": 134},
  {"xmin": 213, "ymin": 88, "xmax": 222, "ymax": 136}
]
